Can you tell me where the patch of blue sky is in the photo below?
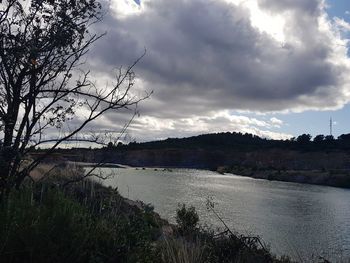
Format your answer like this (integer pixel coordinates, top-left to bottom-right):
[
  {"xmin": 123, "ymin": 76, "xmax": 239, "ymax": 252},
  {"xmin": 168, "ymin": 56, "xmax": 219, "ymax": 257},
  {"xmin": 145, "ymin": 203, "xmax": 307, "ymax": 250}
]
[
  {"xmin": 232, "ymin": 105, "xmax": 350, "ymax": 139},
  {"xmin": 326, "ymin": 0, "xmax": 350, "ymax": 20},
  {"xmin": 272, "ymin": 107, "xmax": 350, "ymax": 138}
]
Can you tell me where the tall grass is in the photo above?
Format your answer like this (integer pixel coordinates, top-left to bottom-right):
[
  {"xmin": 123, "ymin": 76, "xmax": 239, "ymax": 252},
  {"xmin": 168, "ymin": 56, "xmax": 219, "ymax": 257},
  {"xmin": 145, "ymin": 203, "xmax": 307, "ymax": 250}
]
[
  {"xmin": 0, "ymin": 180, "xmax": 161, "ymax": 263},
  {"xmin": 159, "ymin": 237, "xmax": 205, "ymax": 263}
]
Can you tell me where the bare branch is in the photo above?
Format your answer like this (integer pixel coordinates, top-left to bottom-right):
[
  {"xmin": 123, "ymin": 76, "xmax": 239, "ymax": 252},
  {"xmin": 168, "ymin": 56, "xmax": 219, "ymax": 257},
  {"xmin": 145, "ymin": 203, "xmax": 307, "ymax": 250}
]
[{"xmin": 0, "ymin": 0, "xmax": 150, "ymax": 197}]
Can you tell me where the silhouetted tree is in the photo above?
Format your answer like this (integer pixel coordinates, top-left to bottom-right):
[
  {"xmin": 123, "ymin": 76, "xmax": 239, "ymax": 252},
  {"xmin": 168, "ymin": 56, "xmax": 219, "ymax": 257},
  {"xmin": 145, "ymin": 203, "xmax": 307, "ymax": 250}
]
[
  {"xmin": 0, "ymin": 0, "xmax": 150, "ymax": 198},
  {"xmin": 313, "ymin": 134, "xmax": 325, "ymax": 143},
  {"xmin": 324, "ymin": 135, "xmax": 334, "ymax": 141},
  {"xmin": 338, "ymin": 133, "xmax": 350, "ymax": 149},
  {"xmin": 296, "ymin": 134, "xmax": 312, "ymax": 144},
  {"xmin": 107, "ymin": 142, "xmax": 115, "ymax": 149},
  {"xmin": 338, "ymin": 134, "xmax": 350, "ymax": 141}
]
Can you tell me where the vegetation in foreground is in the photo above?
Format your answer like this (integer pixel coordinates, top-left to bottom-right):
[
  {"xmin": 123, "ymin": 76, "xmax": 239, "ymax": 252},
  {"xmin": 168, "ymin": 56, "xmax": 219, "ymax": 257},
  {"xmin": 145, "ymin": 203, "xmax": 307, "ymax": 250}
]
[{"xmin": 0, "ymin": 166, "xmax": 303, "ymax": 263}]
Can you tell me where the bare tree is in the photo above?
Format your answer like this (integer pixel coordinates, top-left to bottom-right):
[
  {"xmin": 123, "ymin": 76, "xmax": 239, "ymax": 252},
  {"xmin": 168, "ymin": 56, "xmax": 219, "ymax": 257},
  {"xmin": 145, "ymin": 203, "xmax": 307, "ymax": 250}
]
[{"xmin": 0, "ymin": 0, "xmax": 150, "ymax": 198}]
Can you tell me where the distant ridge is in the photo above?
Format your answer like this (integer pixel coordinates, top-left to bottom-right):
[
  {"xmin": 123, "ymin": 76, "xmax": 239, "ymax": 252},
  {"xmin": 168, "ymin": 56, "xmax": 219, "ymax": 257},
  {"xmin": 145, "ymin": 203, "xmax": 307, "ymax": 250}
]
[
  {"xmin": 115, "ymin": 132, "xmax": 350, "ymax": 152},
  {"xmin": 48, "ymin": 132, "xmax": 350, "ymax": 188}
]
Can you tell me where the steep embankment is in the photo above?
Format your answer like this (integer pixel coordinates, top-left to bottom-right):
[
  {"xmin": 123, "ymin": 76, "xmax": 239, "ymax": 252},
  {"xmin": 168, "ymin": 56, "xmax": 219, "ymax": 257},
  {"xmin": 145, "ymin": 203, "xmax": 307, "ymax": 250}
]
[
  {"xmin": 36, "ymin": 132, "xmax": 350, "ymax": 188},
  {"xmin": 100, "ymin": 148, "xmax": 350, "ymax": 171},
  {"xmin": 58, "ymin": 147, "xmax": 350, "ymax": 188}
]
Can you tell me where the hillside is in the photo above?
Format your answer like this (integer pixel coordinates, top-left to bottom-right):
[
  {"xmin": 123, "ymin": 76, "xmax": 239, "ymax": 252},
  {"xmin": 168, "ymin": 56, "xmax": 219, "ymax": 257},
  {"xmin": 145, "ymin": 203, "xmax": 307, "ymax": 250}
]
[{"xmin": 35, "ymin": 132, "xmax": 350, "ymax": 188}]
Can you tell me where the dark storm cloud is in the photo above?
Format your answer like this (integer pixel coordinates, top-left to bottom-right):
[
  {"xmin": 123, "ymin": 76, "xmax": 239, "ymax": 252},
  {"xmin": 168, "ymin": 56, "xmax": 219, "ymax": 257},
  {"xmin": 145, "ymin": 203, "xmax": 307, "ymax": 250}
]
[
  {"xmin": 76, "ymin": 0, "xmax": 350, "ymax": 141},
  {"xmin": 89, "ymin": 0, "xmax": 349, "ymax": 117}
]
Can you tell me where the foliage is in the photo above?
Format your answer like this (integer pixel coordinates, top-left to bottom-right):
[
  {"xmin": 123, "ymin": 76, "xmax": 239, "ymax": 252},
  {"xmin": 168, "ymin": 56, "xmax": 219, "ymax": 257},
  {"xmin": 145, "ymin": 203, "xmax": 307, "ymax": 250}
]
[
  {"xmin": 170, "ymin": 203, "xmax": 296, "ymax": 263},
  {"xmin": 0, "ymin": 181, "xmax": 161, "ymax": 263},
  {"xmin": 115, "ymin": 131, "xmax": 350, "ymax": 153},
  {"xmin": 176, "ymin": 204, "xmax": 200, "ymax": 235},
  {"xmin": 296, "ymin": 134, "xmax": 312, "ymax": 144},
  {"xmin": 313, "ymin": 134, "xmax": 325, "ymax": 143},
  {"xmin": 158, "ymin": 237, "xmax": 205, "ymax": 263}
]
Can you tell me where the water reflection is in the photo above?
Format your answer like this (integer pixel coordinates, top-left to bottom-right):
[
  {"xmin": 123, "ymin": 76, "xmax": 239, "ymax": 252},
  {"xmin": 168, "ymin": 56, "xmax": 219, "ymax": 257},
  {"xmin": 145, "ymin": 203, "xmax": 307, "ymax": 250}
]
[{"xmin": 98, "ymin": 168, "xmax": 350, "ymax": 261}]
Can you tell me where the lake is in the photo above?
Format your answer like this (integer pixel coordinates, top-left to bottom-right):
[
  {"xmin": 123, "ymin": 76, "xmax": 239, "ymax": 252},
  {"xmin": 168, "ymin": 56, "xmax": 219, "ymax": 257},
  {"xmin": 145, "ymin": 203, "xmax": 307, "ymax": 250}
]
[{"xmin": 97, "ymin": 167, "xmax": 350, "ymax": 262}]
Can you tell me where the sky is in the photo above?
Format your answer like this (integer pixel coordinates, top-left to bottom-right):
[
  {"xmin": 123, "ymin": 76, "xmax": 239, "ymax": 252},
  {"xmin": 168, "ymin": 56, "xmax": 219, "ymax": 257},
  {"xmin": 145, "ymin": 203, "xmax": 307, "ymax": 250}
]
[{"xmin": 85, "ymin": 0, "xmax": 350, "ymax": 142}]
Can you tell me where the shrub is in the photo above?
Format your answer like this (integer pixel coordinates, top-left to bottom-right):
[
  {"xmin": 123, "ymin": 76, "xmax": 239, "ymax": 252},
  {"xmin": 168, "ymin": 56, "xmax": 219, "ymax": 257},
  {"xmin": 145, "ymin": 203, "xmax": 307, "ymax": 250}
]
[
  {"xmin": 0, "ymin": 182, "xmax": 160, "ymax": 263},
  {"xmin": 176, "ymin": 204, "xmax": 199, "ymax": 235}
]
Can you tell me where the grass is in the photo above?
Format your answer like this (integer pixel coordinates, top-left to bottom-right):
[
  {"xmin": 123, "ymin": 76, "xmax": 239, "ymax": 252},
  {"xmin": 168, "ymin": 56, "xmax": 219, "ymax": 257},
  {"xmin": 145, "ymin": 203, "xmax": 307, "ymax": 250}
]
[
  {"xmin": 159, "ymin": 237, "xmax": 205, "ymax": 263},
  {"xmin": 0, "ymin": 179, "xmax": 162, "ymax": 263}
]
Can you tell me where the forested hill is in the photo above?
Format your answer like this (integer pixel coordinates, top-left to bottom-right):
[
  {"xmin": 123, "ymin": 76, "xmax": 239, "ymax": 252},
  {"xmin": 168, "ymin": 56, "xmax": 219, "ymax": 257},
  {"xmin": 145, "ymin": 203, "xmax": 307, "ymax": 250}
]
[
  {"xmin": 115, "ymin": 132, "xmax": 350, "ymax": 152},
  {"xmin": 46, "ymin": 132, "xmax": 350, "ymax": 187}
]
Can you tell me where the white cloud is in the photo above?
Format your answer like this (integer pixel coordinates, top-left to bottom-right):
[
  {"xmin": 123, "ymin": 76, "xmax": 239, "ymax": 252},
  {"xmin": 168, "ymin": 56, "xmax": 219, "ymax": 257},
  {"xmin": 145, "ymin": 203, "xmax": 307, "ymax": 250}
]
[
  {"xmin": 123, "ymin": 111, "xmax": 292, "ymax": 141},
  {"xmin": 270, "ymin": 117, "xmax": 283, "ymax": 127},
  {"xmin": 84, "ymin": 0, "xmax": 350, "ymax": 141},
  {"xmin": 221, "ymin": 0, "xmax": 286, "ymax": 42},
  {"xmin": 110, "ymin": 0, "xmax": 142, "ymax": 18},
  {"xmin": 334, "ymin": 17, "xmax": 350, "ymax": 31}
]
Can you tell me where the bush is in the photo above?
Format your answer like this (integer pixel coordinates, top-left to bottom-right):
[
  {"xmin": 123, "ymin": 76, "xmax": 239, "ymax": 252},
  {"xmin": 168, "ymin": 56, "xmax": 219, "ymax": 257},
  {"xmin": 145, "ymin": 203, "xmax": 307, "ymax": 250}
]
[
  {"xmin": 176, "ymin": 204, "xmax": 199, "ymax": 235},
  {"xmin": 0, "ymin": 182, "xmax": 160, "ymax": 263}
]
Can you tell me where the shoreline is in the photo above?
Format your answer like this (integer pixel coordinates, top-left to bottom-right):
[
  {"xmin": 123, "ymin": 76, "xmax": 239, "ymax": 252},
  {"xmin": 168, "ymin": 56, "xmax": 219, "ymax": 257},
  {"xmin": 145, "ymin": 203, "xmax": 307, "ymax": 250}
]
[
  {"xmin": 217, "ymin": 166, "xmax": 350, "ymax": 189},
  {"xmin": 67, "ymin": 161, "xmax": 131, "ymax": 168},
  {"xmin": 68, "ymin": 160, "xmax": 350, "ymax": 189}
]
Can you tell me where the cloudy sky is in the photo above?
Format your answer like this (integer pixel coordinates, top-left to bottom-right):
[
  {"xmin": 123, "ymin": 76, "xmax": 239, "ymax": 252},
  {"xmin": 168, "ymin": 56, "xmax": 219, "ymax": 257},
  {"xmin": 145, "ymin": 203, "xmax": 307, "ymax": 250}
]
[{"xmin": 86, "ymin": 0, "xmax": 350, "ymax": 142}]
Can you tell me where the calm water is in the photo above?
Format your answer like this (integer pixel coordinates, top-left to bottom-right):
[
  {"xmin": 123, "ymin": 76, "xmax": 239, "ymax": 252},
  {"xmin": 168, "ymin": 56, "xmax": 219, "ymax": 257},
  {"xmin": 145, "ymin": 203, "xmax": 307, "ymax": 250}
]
[{"xmin": 97, "ymin": 167, "xmax": 350, "ymax": 261}]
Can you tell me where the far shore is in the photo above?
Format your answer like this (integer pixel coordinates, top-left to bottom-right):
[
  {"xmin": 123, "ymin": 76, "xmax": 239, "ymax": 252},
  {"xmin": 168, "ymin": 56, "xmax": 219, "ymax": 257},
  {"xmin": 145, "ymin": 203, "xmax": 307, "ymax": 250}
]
[
  {"xmin": 68, "ymin": 160, "xmax": 350, "ymax": 189},
  {"xmin": 67, "ymin": 161, "xmax": 130, "ymax": 168},
  {"xmin": 217, "ymin": 166, "xmax": 350, "ymax": 189}
]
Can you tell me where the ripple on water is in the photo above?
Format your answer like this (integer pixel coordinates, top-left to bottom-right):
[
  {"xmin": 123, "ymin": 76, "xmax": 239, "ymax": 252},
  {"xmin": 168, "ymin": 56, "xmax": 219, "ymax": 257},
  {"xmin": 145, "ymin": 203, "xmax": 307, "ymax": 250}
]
[{"xmin": 97, "ymin": 167, "xmax": 350, "ymax": 261}]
